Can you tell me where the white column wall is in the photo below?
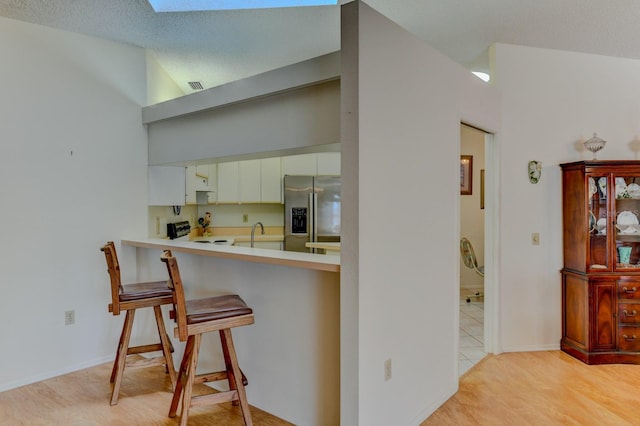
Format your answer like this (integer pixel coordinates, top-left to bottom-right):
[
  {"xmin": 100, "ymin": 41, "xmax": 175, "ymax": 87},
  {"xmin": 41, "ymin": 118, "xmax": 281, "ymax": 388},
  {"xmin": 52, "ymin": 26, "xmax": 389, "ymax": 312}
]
[
  {"xmin": 0, "ymin": 17, "xmax": 149, "ymax": 391},
  {"xmin": 493, "ymin": 43, "xmax": 640, "ymax": 352},
  {"xmin": 341, "ymin": 3, "xmax": 500, "ymax": 424}
]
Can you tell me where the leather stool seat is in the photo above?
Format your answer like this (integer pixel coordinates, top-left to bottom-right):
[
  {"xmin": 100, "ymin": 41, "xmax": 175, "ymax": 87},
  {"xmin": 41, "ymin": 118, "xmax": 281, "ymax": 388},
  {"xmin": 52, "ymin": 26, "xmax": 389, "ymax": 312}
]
[
  {"xmin": 119, "ymin": 281, "xmax": 172, "ymax": 301},
  {"xmin": 185, "ymin": 295, "xmax": 253, "ymax": 324}
]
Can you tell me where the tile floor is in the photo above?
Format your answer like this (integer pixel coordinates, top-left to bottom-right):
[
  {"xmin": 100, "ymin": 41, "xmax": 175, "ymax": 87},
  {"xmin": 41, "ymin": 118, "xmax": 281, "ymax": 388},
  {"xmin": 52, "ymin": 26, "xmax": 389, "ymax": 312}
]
[{"xmin": 459, "ymin": 289, "xmax": 485, "ymax": 376}]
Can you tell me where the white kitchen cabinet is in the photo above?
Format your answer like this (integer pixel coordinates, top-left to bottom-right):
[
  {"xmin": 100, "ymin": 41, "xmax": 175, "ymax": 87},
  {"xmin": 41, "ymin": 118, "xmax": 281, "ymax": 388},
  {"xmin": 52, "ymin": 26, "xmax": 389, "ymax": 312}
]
[
  {"xmin": 261, "ymin": 157, "xmax": 282, "ymax": 203},
  {"xmin": 239, "ymin": 159, "xmax": 261, "ymax": 203},
  {"xmin": 282, "ymin": 152, "xmax": 341, "ymax": 176},
  {"xmin": 185, "ymin": 165, "xmax": 197, "ymax": 204},
  {"xmin": 185, "ymin": 165, "xmax": 214, "ymax": 204},
  {"xmin": 196, "ymin": 164, "xmax": 209, "ymax": 179},
  {"xmin": 282, "ymin": 153, "xmax": 317, "ymax": 175},
  {"xmin": 316, "ymin": 152, "xmax": 341, "ymax": 175},
  {"xmin": 206, "ymin": 163, "xmax": 218, "ymax": 203},
  {"xmin": 217, "ymin": 159, "xmax": 282, "ymax": 204},
  {"xmin": 148, "ymin": 166, "xmax": 186, "ymax": 206},
  {"xmin": 217, "ymin": 162, "xmax": 240, "ymax": 202}
]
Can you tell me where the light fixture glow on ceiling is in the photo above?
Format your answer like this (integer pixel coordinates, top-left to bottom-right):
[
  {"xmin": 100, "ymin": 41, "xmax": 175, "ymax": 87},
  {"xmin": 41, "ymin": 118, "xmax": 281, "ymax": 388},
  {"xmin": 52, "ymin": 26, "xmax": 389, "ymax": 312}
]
[
  {"xmin": 472, "ymin": 71, "xmax": 490, "ymax": 82},
  {"xmin": 148, "ymin": 0, "xmax": 337, "ymax": 12}
]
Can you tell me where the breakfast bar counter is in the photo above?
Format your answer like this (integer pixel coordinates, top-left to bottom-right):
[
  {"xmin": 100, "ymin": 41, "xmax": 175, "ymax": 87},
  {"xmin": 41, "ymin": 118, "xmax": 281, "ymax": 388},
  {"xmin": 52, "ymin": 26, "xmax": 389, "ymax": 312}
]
[
  {"xmin": 122, "ymin": 237, "xmax": 340, "ymax": 272},
  {"xmin": 119, "ymin": 237, "xmax": 340, "ymax": 425}
]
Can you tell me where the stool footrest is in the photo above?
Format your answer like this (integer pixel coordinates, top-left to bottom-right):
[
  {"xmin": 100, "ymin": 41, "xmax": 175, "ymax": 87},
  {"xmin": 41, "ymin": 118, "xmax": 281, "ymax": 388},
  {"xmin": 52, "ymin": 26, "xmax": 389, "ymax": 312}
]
[
  {"xmin": 196, "ymin": 371, "xmax": 228, "ymax": 384},
  {"xmin": 126, "ymin": 355, "xmax": 167, "ymax": 369},
  {"xmin": 191, "ymin": 390, "xmax": 239, "ymax": 408},
  {"xmin": 127, "ymin": 343, "xmax": 166, "ymax": 355},
  {"xmin": 194, "ymin": 369, "xmax": 249, "ymax": 386}
]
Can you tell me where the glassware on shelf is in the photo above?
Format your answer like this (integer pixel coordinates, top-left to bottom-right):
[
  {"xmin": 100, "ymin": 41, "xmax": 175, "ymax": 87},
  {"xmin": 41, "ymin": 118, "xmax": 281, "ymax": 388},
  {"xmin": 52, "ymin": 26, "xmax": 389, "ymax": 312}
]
[
  {"xmin": 598, "ymin": 177, "xmax": 607, "ymax": 197},
  {"xmin": 584, "ymin": 133, "xmax": 607, "ymax": 160}
]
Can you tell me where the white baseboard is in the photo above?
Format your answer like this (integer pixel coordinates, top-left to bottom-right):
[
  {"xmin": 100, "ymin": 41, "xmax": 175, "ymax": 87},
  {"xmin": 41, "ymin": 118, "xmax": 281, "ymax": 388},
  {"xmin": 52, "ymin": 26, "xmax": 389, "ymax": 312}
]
[
  {"xmin": 409, "ymin": 383, "xmax": 458, "ymax": 425},
  {"xmin": 0, "ymin": 355, "xmax": 113, "ymax": 393},
  {"xmin": 500, "ymin": 344, "xmax": 560, "ymax": 353}
]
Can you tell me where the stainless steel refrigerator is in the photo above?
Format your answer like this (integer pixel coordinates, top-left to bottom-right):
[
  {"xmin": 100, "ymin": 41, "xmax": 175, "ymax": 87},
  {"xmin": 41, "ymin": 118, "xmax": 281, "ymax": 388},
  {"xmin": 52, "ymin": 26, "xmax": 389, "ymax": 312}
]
[{"xmin": 284, "ymin": 175, "xmax": 341, "ymax": 252}]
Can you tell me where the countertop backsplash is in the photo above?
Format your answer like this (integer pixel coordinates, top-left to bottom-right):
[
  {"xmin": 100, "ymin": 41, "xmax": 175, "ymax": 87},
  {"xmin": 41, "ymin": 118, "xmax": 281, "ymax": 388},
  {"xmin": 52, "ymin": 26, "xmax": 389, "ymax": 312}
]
[
  {"xmin": 148, "ymin": 205, "xmax": 198, "ymax": 239},
  {"xmin": 196, "ymin": 203, "xmax": 284, "ymax": 228},
  {"xmin": 148, "ymin": 203, "xmax": 284, "ymax": 238}
]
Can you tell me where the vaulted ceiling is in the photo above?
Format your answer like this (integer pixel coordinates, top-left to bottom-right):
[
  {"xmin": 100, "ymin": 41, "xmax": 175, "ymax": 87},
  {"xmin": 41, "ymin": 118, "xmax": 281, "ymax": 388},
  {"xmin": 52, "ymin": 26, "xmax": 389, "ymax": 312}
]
[{"xmin": 2, "ymin": 0, "xmax": 640, "ymax": 95}]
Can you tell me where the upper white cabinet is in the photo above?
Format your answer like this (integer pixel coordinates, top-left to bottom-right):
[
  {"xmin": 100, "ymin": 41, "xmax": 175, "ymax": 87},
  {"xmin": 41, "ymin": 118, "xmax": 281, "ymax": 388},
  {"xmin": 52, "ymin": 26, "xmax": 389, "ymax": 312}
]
[
  {"xmin": 316, "ymin": 152, "xmax": 341, "ymax": 175},
  {"xmin": 282, "ymin": 153, "xmax": 317, "ymax": 175},
  {"xmin": 185, "ymin": 165, "xmax": 215, "ymax": 205},
  {"xmin": 217, "ymin": 158, "xmax": 282, "ymax": 204},
  {"xmin": 282, "ymin": 152, "xmax": 341, "ymax": 176},
  {"xmin": 148, "ymin": 166, "xmax": 186, "ymax": 206},
  {"xmin": 239, "ymin": 160, "xmax": 261, "ymax": 203},
  {"xmin": 217, "ymin": 162, "xmax": 240, "ymax": 203},
  {"xmin": 185, "ymin": 165, "xmax": 197, "ymax": 204},
  {"xmin": 150, "ymin": 153, "xmax": 338, "ymax": 206},
  {"xmin": 261, "ymin": 157, "xmax": 282, "ymax": 203},
  {"xmin": 206, "ymin": 164, "xmax": 218, "ymax": 203}
]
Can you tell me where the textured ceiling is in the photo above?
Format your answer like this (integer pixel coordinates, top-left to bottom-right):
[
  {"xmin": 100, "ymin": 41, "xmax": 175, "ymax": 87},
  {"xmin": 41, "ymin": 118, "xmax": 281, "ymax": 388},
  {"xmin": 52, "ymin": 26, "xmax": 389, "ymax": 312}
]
[{"xmin": 2, "ymin": 0, "xmax": 640, "ymax": 95}]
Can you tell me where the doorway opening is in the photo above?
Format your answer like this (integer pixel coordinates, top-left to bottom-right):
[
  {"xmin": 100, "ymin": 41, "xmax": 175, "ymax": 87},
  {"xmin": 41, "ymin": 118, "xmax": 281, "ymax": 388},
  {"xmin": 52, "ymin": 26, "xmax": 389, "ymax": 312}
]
[{"xmin": 459, "ymin": 123, "xmax": 492, "ymax": 375}]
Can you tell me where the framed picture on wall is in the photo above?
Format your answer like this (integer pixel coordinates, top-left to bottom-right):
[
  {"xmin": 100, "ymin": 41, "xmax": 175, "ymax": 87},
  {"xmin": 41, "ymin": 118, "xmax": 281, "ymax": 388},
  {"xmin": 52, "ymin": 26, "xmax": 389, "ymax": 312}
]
[
  {"xmin": 480, "ymin": 169, "xmax": 485, "ymax": 209},
  {"xmin": 460, "ymin": 155, "xmax": 473, "ymax": 195}
]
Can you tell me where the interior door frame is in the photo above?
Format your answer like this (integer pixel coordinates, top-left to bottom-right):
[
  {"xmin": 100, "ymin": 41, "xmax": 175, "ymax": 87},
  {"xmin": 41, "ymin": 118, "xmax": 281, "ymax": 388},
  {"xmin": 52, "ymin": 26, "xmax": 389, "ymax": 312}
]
[
  {"xmin": 458, "ymin": 123, "xmax": 499, "ymax": 359},
  {"xmin": 483, "ymin": 130, "xmax": 499, "ymax": 355}
]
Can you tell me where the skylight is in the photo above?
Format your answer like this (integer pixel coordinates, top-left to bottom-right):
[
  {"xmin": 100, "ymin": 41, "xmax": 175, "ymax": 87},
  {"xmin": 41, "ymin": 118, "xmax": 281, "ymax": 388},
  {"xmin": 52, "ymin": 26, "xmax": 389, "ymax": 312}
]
[
  {"xmin": 148, "ymin": 0, "xmax": 337, "ymax": 12},
  {"xmin": 472, "ymin": 71, "xmax": 490, "ymax": 83}
]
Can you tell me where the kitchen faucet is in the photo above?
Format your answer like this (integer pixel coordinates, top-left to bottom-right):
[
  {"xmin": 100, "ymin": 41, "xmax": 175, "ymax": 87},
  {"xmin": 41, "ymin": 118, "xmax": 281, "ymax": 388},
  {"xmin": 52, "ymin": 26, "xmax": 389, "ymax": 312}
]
[{"xmin": 250, "ymin": 221, "xmax": 264, "ymax": 248}]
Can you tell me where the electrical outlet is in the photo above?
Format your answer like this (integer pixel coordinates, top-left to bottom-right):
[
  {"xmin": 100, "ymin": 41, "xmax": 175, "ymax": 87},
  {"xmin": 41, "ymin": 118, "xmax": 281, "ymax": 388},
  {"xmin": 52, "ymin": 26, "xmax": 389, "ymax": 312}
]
[
  {"xmin": 155, "ymin": 216, "xmax": 160, "ymax": 235},
  {"xmin": 65, "ymin": 310, "xmax": 75, "ymax": 326},
  {"xmin": 532, "ymin": 232, "xmax": 540, "ymax": 246},
  {"xmin": 243, "ymin": 214, "xmax": 248, "ymax": 223},
  {"xmin": 384, "ymin": 358, "xmax": 392, "ymax": 381}
]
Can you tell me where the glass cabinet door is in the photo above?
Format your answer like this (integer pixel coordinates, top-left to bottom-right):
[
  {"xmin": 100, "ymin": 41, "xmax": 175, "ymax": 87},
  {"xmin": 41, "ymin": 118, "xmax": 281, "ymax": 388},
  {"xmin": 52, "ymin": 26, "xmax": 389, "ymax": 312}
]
[
  {"xmin": 613, "ymin": 174, "xmax": 640, "ymax": 270},
  {"xmin": 589, "ymin": 175, "xmax": 609, "ymax": 270}
]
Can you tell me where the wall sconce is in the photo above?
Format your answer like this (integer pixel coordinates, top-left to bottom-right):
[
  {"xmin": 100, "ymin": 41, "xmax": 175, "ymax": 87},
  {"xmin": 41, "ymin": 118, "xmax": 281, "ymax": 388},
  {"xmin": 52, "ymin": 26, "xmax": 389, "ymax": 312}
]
[{"xmin": 528, "ymin": 161, "xmax": 542, "ymax": 184}]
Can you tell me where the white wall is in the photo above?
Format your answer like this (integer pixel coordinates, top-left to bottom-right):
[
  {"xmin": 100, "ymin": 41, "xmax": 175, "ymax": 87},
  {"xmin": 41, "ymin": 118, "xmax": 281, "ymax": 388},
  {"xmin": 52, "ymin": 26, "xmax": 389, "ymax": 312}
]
[
  {"xmin": 341, "ymin": 3, "xmax": 500, "ymax": 424},
  {"xmin": 493, "ymin": 43, "xmax": 640, "ymax": 352},
  {"xmin": 0, "ymin": 17, "xmax": 149, "ymax": 391},
  {"xmin": 460, "ymin": 124, "xmax": 485, "ymax": 289},
  {"xmin": 146, "ymin": 51, "xmax": 185, "ymax": 105},
  {"xmin": 147, "ymin": 80, "xmax": 340, "ymax": 165}
]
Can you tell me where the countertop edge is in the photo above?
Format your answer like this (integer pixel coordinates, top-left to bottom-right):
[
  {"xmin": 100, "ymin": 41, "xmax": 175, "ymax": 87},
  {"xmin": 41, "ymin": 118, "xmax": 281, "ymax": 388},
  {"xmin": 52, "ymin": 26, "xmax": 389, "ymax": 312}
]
[{"xmin": 121, "ymin": 238, "xmax": 340, "ymax": 273}]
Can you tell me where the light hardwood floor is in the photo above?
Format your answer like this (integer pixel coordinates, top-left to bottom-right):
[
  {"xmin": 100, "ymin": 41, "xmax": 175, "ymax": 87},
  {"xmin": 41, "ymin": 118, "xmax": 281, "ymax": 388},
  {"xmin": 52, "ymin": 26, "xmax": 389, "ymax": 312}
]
[
  {"xmin": 423, "ymin": 350, "xmax": 640, "ymax": 425},
  {"xmin": 0, "ymin": 359, "xmax": 292, "ymax": 425},
  {"xmin": 3, "ymin": 351, "xmax": 640, "ymax": 425}
]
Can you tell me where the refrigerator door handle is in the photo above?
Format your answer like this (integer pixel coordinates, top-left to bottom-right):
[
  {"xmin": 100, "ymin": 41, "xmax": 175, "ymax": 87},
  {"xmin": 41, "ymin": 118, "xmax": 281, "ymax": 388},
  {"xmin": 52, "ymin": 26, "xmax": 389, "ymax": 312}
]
[
  {"xmin": 308, "ymin": 192, "xmax": 316, "ymax": 253},
  {"xmin": 313, "ymin": 192, "xmax": 318, "ymax": 242}
]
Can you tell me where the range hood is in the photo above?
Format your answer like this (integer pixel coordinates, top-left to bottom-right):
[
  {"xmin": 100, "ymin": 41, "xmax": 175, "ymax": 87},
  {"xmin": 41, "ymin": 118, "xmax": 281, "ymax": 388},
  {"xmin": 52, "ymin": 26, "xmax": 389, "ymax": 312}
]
[
  {"xmin": 194, "ymin": 172, "xmax": 215, "ymax": 192},
  {"xmin": 195, "ymin": 184, "xmax": 215, "ymax": 192}
]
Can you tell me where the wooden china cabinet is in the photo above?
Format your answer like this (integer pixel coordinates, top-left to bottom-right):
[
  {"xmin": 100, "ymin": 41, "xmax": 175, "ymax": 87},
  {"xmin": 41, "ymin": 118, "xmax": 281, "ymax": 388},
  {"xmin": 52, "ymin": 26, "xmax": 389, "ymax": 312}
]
[{"xmin": 561, "ymin": 160, "xmax": 640, "ymax": 364}]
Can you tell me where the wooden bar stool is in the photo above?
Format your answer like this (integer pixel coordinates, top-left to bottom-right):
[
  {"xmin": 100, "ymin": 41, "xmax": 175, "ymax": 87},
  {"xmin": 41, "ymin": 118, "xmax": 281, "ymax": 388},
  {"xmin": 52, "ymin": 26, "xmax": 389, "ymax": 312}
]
[
  {"xmin": 100, "ymin": 241, "xmax": 177, "ymax": 405},
  {"xmin": 160, "ymin": 249, "xmax": 255, "ymax": 426}
]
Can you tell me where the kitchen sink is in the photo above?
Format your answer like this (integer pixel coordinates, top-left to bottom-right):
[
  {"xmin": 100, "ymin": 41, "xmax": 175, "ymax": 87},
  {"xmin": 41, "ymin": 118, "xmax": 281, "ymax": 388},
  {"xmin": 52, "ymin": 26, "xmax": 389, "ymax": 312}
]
[{"xmin": 192, "ymin": 239, "xmax": 234, "ymax": 245}]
